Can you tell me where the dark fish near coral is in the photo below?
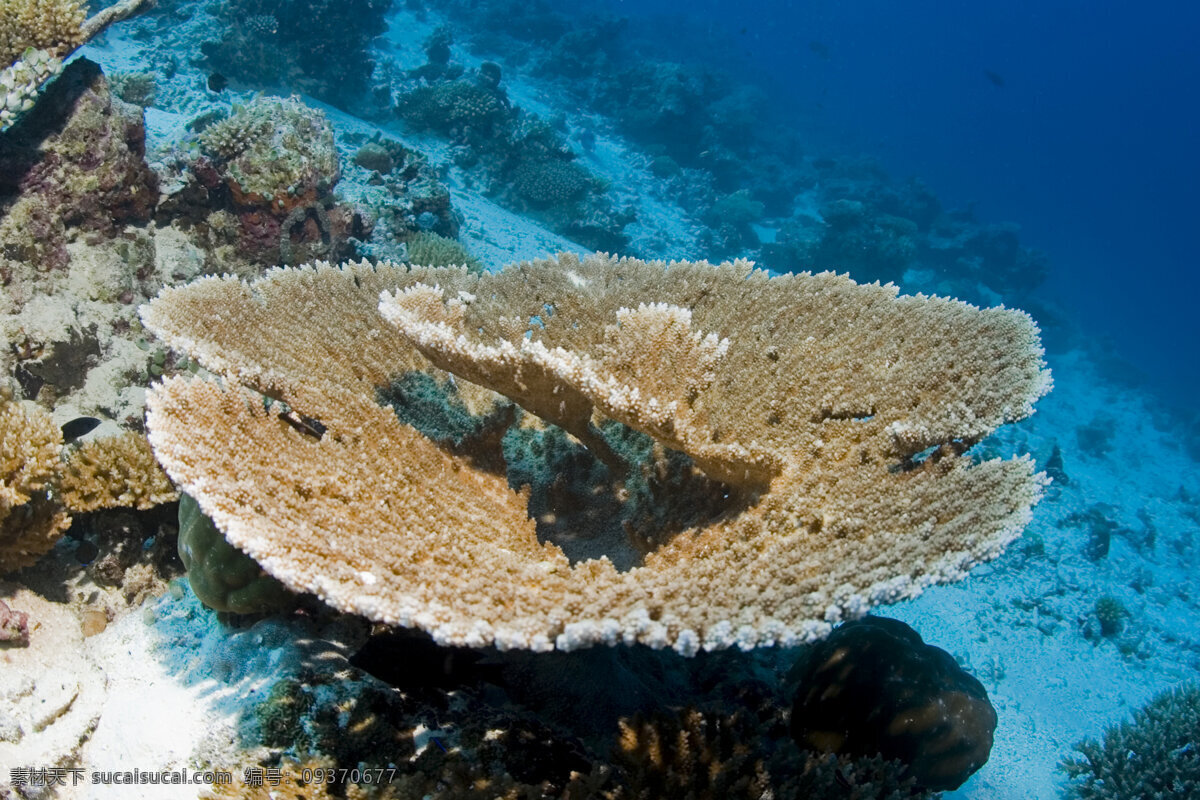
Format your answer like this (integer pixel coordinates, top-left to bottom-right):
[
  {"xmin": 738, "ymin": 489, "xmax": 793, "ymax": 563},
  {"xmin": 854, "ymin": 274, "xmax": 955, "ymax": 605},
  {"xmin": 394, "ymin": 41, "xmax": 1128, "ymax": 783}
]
[
  {"xmin": 278, "ymin": 410, "xmax": 326, "ymax": 440},
  {"xmin": 61, "ymin": 416, "xmax": 101, "ymax": 442},
  {"xmin": 984, "ymin": 69, "xmax": 1005, "ymax": 88},
  {"xmin": 207, "ymin": 72, "xmax": 228, "ymax": 93}
]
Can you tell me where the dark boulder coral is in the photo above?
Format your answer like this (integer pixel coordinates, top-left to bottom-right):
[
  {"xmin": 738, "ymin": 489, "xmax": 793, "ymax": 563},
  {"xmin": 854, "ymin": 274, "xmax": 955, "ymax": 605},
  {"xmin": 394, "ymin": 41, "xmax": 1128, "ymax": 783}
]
[
  {"xmin": 177, "ymin": 493, "xmax": 292, "ymax": 614},
  {"xmin": 0, "ymin": 58, "xmax": 157, "ymax": 274},
  {"xmin": 789, "ymin": 616, "xmax": 997, "ymax": 792}
]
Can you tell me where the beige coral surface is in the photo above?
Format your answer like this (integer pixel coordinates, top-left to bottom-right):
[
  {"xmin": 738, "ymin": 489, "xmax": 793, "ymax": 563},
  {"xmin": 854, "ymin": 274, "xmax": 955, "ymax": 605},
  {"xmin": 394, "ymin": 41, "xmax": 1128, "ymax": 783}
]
[
  {"xmin": 0, "ymin": 385, "xmax": 68, "ymax": 572},
  {"xmin": 142, "ymin": 254, "xmax": 1051, "ymax": 654},
  {"xmin": 0, "ymin": 0, "xmax": 86, "ymax": 68}
]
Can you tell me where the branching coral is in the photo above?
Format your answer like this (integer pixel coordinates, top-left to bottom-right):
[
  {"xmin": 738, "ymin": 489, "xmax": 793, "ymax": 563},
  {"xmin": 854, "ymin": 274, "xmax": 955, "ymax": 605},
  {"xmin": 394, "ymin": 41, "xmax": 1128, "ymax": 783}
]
[
  {"xmin": 1060, "ymin": 683, "xmax": 1199, "ymax": 799},
  {"xmin": 1, "ymin": 384, "xmax": 177, "ymax": 575},
  {"xmin": 58, "ymin": 431, "xmax": 177, "ymax": 512},
  {"xmin": 0, "ymin": 0, "xmax": 86, "ymax": 69},
  {"xmin": 142, "ymin": 253, "xmax": 1050, "ymax": 654},
  {"xmin": 0, "ymin": 0, "xmax": 154, "ymax": 131},
  {"xmin": 199, "ymin": 96, "xmax": 339, "ymax": 212},
  {"xmin": 512, "ymin": 158, "xmax": 594, "ymax": 208},
  {"xmin": 184, "ymin": 95, "xmax": 362, "ymax": 269},
  {"xmin": 0, "ymin": 384, "xmax": 68, "ymax": 572},
  {"xmin": 404, "ymin": 231, "xmax": 482, "ymax": 273}
]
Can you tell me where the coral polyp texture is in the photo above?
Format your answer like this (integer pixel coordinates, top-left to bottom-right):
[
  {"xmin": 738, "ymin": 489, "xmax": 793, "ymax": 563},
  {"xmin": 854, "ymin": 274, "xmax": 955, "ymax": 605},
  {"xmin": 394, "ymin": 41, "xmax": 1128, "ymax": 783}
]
[
  {"xmin": 0, "ymin": 0, "xmax": 86, "ymax": 69},
  {"xmin": 0, "ymin": 384, "xmax": 68, "ymax": 572},
  {"xmin": 142, "ymin": 253, "xmax": 1051, "ymax": 654},
  {"xmin": 1, "ymin": 0, "xmax": 153, "ymax": 131},
  {"xmin": 0, "ymin": 389, "xmax": 177, "ymax": 573}
]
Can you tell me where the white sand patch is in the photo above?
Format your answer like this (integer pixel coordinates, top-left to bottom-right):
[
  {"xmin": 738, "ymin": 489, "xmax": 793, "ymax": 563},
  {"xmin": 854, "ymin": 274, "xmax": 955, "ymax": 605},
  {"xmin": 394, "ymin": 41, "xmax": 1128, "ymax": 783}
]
[{"xmin": 80, "ymin": 602, "xmax": 234, "ymax": 800}]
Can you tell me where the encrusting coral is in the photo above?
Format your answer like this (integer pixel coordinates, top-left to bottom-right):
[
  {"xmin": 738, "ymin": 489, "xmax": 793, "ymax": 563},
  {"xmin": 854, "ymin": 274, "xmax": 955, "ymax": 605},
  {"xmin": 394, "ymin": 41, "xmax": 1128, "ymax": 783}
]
[{"xmin": 142, "ymin": 253, "xmax": 1051, "ymax": 654}]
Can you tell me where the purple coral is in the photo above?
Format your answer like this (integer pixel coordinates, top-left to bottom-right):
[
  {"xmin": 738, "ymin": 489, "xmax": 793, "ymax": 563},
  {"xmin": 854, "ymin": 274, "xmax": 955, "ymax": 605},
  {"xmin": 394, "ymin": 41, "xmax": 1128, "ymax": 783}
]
[{"xmin": 0, "ymin": 599, "xmax": 30, "ymax": 646}]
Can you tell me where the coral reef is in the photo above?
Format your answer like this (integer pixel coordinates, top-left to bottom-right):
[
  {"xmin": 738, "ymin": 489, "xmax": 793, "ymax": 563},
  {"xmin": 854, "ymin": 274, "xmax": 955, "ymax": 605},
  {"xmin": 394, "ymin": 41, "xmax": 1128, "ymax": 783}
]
[
  {"xmin": 168, "ymin": 96, "xmax": 366, "ymax": 270},
  {"xmin": 199, "ymin": 0, "xmax": 393, "ymax": 103},
  {"xmin": 57, "ymin": 430, "xmax": 176, "ymax": 512},
  {"xmin": 1092, "ymin": 595, "xmax": 1128, "ymax": 639},
  {"xmin": 392, "ymin": 64, "xmax": 628, "ymax": 251},
  {"xmin": 613, "ymin": 706, "xmax": 933, "ymax": 800},
  {"xmin": 613, "ymin": 706, "xmax": 773, "ymax": 798},
  {"xmin": 0, "ymin": 58, "xmax": 157, "ymax": 275},
  {"xmin": 106, "ymin": 70, "xmax": 155, "ymax": 107},
  {"xmin": 340, "ymin": 135, "xmax": 468, "ymax": 264},
  {"xmin": 142, "ymin": 253, "xmax": 1049, "ymax": 654},
  {"xmin": 788, "ymin": 616, "xmax": 997, "ymax": 791},
  {"xmin": 397, "ymin": 78, "xmax": 513, "ymax": 144},
  {"xmin": 760, "ymin": 158, "xmax": 1050, "ymax": 302},
  {"xmin": 1, "ymin": 383, "xmax": 176, "ymax": 576},
  {"xmin": 1, "ymin": 0, "xmax": 154, "ymax": 131},
  {"xmin": 404, "ymin": 230, "xmax": 481, "ymax": 272},
  {"xmin": 511, "ymin": 157, "xmax": 594, "ymax": 208},
  {"xmin": 0, "ymin": 57, "xmax": 186, "ymax": 424},
  {"xmin": 0, "ymin": 0, "xmax": 86, "ymax": 68},
  {"xmin": 0, "ymin": 48, "xmax": 66, "ymax": 132},
  {"xmin": 352, "ymin": 142, "xmax": 395, "ymax": 174},
  {"xmin": 1060, "ymin": 683, "xmax": 1199, "ymax": 799},
  {"xmin": 0, "ymin": 384, "xmax": 68, "ymax": 573},
  {"xmin": 198, "ymin": 97, "xmax": 339, "ymax": 211}
]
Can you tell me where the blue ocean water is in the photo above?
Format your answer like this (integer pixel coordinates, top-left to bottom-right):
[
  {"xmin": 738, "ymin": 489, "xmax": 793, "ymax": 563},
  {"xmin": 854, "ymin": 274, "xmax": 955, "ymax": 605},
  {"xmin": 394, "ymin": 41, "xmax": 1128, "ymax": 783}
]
[{"xmin": 598, "ymin": 0, "xmax": 1200, "ymax": 413}]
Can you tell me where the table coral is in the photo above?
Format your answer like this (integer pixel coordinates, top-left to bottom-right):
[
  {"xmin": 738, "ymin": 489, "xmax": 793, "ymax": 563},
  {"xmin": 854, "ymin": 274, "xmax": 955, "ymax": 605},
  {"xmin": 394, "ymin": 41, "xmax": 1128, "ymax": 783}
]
[{"xmin": 142, "ymin": 254, "xmax": 1051, "ymax": 654}]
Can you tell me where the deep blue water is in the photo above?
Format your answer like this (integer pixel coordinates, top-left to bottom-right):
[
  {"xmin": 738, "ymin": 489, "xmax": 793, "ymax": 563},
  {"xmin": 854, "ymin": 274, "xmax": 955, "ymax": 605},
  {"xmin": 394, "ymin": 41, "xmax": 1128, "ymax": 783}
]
[{"xmin": 598, "ymin": 0, "xmax": 1200, "ymax": 412}]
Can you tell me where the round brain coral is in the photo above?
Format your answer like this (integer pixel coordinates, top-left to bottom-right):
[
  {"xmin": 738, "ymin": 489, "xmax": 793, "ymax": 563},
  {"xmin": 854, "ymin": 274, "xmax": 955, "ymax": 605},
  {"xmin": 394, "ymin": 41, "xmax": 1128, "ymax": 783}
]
[{"xmin": 512, "ymin": 159, "xmax": 593, "ymax": 208}]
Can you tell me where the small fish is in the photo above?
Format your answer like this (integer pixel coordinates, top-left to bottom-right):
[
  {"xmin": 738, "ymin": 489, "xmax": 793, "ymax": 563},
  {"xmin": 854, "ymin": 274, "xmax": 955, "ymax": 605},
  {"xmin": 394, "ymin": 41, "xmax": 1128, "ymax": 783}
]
[
  {"xmin": 809, "ymin": 40, "xmax": 831, "ymax": 60},
  {"xmin": 61, "ymin": 417, "xmax": 101, "ymax": 442},
  {"xmin": 984, "ymin": 69, "xmax": 1005, "ymax": 88},
  {"xmin": 207, "ymin": 73, "xmax": 229, "ymax": 93},
  {"xmin": 834, "ymin": 767, "xmax": 852, "ymax": 789},
  {"xmin": 279, "ymin": 410, "xmax": 326, "ymax": 440}
]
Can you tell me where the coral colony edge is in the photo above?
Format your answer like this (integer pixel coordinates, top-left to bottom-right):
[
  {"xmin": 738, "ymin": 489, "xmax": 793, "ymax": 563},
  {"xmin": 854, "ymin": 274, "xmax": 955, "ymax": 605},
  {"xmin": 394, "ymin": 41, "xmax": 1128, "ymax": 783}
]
[{"xmin": 2, "ymin": 0, "xmax": 1198, "ymax": 798}]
